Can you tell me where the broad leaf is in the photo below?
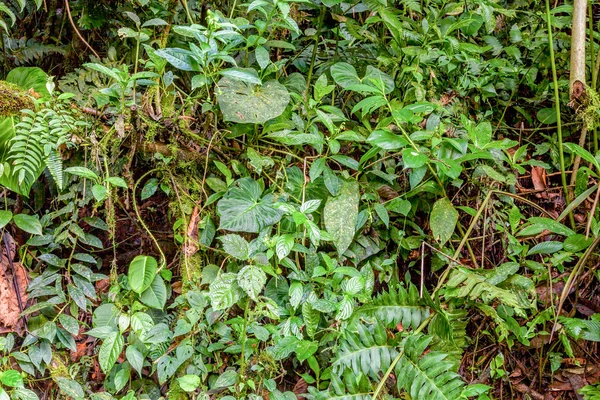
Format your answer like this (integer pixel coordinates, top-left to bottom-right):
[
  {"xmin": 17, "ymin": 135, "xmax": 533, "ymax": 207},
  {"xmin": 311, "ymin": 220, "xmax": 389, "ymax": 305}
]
[
  {"xmin": 216, "ymin": 77, "xmax": 290, "ymax": 124},
  {"xmin": 128, "ymin": 255, "xmax": 158, "ymax": 294},
  {"xmin": 14, "ymin": 214, "xmax": 42, "ymax": 235},
  {"xmin": 139, "ymin": 275, "xmax": 167, "ymax": 309},
  {"xmin": 209, "ymin": 273, "xmax": 239, "ymax": 310},
  {"xmin": 99, "ymin": 331, "xmax": 124, "ymax": 373},
  {"xmin": 324, "ymin": 179, "xmax": 360, "ymax": 255},
  {"xmin": 237, "ymin": 265, "xmax": 266, "ymax": 301},
  {"xmin": 219, "ymin": 234, "xmax": 250, "ymax": 260},
  {"xmin": 430, "ymin": 198, "xmax": 458, "ymax": 246},
  {"xmin": 217, "ymin": 178, "xmax": 283, "ymax": 233}
]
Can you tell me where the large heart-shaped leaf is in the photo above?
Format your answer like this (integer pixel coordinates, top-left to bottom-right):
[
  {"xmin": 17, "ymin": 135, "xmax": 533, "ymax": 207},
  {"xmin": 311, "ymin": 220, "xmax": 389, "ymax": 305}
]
[
  {"xmin": 216, "ymin": 77, "xmax": 290, "ymax": 124},
  {"xmin": 217, "ymin": 178, "xmax": 283, "ymax": 233}
]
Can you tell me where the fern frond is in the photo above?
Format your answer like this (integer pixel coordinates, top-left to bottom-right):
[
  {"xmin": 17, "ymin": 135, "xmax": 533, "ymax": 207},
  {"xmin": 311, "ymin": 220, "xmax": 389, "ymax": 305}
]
[
  {"xmin": 561, "ymin": 316, "xmax": 600, "ymax": 342},
  {"xmin": 324, "ymin": 373, "xmax": 373, "ymax": 400},
  {"xmin": 0, "ymin": 0, "xmax": 43, "ymax": 32},
  {"xmin": 45, "ymin": 150, "xmax": 63, "ymax": 190},
  {"xmin": 354, "ymin": 284, "xmax": 430, "ymax": 330},
  {"xmin": 332, "ymin": 320, "xmax": 399, "ymax": 378},
  {"xmin": 444, "ymin": 267, "xmax": 527, "ymax": 314},
  {"xmin": 8, "ymin": 113, "xmax": 44, "ymax": 186},
  {"xmin": 580, "ymin": 383, "xmax": 600, "ymax": 400},
  {"xmin": 395, "ymin": 334, "xmax": 465, "ymax": 400}
]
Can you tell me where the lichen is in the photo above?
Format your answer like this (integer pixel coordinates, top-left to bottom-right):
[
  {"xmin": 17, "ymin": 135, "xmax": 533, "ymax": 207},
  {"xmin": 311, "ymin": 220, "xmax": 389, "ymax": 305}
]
[{"xmin": 0, "ymin": 81, "xmax": 35, "ymax": 117}]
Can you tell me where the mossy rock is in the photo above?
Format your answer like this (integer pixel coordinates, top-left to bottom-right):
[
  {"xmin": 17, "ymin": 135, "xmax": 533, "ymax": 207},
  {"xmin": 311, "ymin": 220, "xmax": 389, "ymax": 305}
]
[{"xmin": 0, "ymin": 80, "xmax": 35, "ymax": 117}]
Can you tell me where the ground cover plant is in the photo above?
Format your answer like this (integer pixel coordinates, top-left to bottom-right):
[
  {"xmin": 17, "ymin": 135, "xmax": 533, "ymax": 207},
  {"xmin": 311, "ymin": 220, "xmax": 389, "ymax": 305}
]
[{"xmin": 0, "ymin": 0, "xmax": 598, "ymax": 399}]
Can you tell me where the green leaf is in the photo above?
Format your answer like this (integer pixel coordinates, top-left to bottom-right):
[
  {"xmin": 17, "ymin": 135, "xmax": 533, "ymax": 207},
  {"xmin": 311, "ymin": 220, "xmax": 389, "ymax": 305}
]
[
  {"xmin": 65, "ymin": 167, "xmax": 99, "ymax": 181},
  {"xmin": 276, "ymin": 234, "xmax": 294, "ymax": 260},
  {"xmin": 14, "ymin": 214, "xmax": 42, "ymax": 235},
  {"xmin": 141, "ymin": 178, "xmax": 159, "ymax": 200},
  {"xmin": 386, "ymin": 198, "xmax": 411, "ymax": 216},
  {"xmin": 330, "ymin": 62, "xmax": 361, "ymax": 88},
  {"xmin": 128, "ymin": 255, "xmax": 158, "ymax": 294},
  {"xmin": 220, "ymin": 68, "xmax": 262, "ymax": 85},
  {"xmin": 527, "ymin": 241, "xmax": 563, "ymax": 255},
  {"xmin": 374, "ymin": 203, "xmax": 389, "ymax": 227},
  {"xmin": 324, "ymin": 179, "xmax": 360, "ymax": 255},
  {"xmin": 216, "ymin": 78, "xmax": 290, "ymax": 124},
  {"xmin": 209, "ymin": 273, "xmax": 239, "ymax": 310},
  {"xmin": 564, "ymin": 142, "xmax": 600, "ymax": 171},
  {"xmin": 402, "ymin": 148, "xmax": 429, "ymax": 169},
  {"xmin": 0, "ymin": 210, "xmax": 12, "ymax": 229},
  {"xmin": 430, "ymin": 198, "xmax": 458, "ymax": 246},
  {"xmin": 107, "ymin": 177, "xmax": 127, "ymax": 188},
  {"xmin": 367, "ymin": 130, "xmax": 408, "ymax": 150},
  {"xmin": 83, "ymin": 63, "xmax": 122, "ymax": 83},
  {"xmin": 219, "ymin": 234, "xmax": 250, "ymax": 260},
  {"xmin": 213, "ymin": 370, "xmax": 238, "ymax": 389},
  {"xmin": 178, "ymin": 375, "xmax": 201, "ymax": 392},
  {"xmin": 139, "ymin": 275, "xmax": 167, "ymax": 309},
  {"xmin": 255, "ymin": 46, "xmax": 270, "ymax": 70},
  {"xmin": 98, "ymin": 331, "xmax": 124, "ymax": 373},
  {"xmin": 0, "ymin": 370, "xmax": 23, "ymax": 387},
  {"xmin": 92, "ymin": 184, "xmax": 107, "ymax": 202},
  {"xmin": 6, "ymin": 67, "xmax": 50, "ymax": 99},
  {"xmin": 237, "ymin": 265, "xmax": 267, "ymax": 301},
  {"xmin": 58, "ymin": 314, "xmax": 80, "ymax": 336},
  {"xmin": 55, "ymin": 377, "xmax": 84, "ymax": 400},
  {"xmin": 126, "ymin": 346, "xmax": 144, "ymax": 376},
  {"xmin": 217, "ymin": 178, "xmax": 283, "ymax": 233},
  {"xmin": 536, "ymin": 108, "xmax": 557, "ymax": 124}
]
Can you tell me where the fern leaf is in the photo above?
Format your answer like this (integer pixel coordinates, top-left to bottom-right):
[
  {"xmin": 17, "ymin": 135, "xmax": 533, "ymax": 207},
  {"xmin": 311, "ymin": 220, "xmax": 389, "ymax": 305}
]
[
  {"xmin": 580, "ymin": 383, "xmax": 600, "ymax": 400},
  {"xmin": 354, "ymin": 284, "xmax": 430, "ymax": 330},
  {"xmin": 395, "ymin": 334, "xmax": 465, "ymax": 400},
  {"xmin": 0, "ymin": 3, "xmax": 16, "ymax": 26},
  {"xmin": 45, "ymin": 150, "xmax": 63, "ymax": 190},
  {"xmin": 561, "ymin": 316, "xmax": 600, "ymax": 342},
  {"xmin": 332, "ymin": 321, "xmax": 399, "ymax": 378},
  {"xmin": 323, "ymin": 372, "xmax": 374, "ymax": 400},
  {"xmin": 444, "ymin": 267, "xmax": 527, "ymax": 314}
]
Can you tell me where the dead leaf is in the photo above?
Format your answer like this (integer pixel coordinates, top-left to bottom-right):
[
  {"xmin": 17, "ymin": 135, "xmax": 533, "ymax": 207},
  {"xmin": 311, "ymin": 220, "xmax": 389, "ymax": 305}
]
[
  {"xmin": 183, "ymin": 206, "xmax": 200, "ymax": 257},
  {"xmin": 293, "ymin": 378, "xmax": 308, "ymax": 396},
  {"xmin": 531, "ymin": 166, "xmax": 548, "ymax": 199},
  {"xmin": 0, "ymin": 255, "xmax": 29, "ymax": 334}
]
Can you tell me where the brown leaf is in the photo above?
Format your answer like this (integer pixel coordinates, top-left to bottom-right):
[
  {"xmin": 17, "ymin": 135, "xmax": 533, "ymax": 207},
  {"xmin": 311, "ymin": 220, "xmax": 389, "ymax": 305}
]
[
  {"xmin": 183, "ymin": 206, "xmax": 200, "ymax": 257},
  {"xmin": 0, "ymin": 254, "xmax": 29, "ymax": 335},
  {"xmin": 293, "ymin": 378, "xmax": 308, "ymax": 396},
  {"xmin": 531, "ymin": 166, "xmax": 548, "ymax": 199}
]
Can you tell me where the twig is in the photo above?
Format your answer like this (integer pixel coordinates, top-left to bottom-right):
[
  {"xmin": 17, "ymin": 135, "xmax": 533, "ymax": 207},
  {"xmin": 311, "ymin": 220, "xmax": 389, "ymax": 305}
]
[{"xmin": 64, "ymin": 0, "xmax": 100, "ymax": 60}]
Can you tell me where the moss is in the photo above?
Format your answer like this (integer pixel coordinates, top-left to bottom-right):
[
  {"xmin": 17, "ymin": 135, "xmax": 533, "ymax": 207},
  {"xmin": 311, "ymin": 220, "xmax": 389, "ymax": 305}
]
[
  {"xmin": 0, "ymin": 81, "xmax": 35, "ymax": 117},
  {"xmin": 167, "ymin": 378, "xmax": 189, "ymax": 400}
]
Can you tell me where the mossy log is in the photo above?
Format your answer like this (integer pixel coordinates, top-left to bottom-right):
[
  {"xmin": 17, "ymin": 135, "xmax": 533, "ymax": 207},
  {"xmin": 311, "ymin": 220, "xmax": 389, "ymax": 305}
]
[{"xmin": 0, "ymin": 81, "xmax": 35, "ymax": 117}]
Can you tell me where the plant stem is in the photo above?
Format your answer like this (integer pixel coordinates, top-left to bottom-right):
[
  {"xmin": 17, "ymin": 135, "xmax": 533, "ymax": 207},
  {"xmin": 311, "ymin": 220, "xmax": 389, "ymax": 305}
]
[{"xmin": 545, "ymin": 0, "xmax": 574, "ymax": 228}]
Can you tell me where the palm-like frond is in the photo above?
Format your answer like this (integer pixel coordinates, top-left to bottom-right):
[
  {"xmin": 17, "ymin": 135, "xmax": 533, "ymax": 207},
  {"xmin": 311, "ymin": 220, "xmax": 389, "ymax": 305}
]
[
  {"xmin": 444, "ymin": 267, "xmax": 528, "ymax": 314},
  {"xmin": 395, "ymin": 334, "xmax": 465, "ymax": 400},
  {"xmin": 354, "ymin": 284, "xmax": 430, "ymax": 330},
  {"xmin": 332, "ymin": 320, "xmax": 399, "ymax": 378}
]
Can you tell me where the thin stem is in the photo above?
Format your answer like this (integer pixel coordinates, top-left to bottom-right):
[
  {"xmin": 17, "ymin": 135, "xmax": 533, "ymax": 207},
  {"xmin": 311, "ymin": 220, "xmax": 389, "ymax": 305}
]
[
  {"xmin": 64, "ymin": 0, "xmax": 100, "ymax": 59},
  {"xmin": 545, "ymin": 0, "xmax": 574, "ymax": 228},
  {"xmin": 133, "ymin": 168, "xmax": 167, "ymax": 269}
]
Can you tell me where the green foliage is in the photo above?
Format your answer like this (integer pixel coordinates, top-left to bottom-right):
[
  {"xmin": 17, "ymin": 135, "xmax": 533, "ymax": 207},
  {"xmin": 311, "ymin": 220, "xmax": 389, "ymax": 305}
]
[{"xmin": 1, "ymin": 0, "xmax": 600, "ymax": 399}]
